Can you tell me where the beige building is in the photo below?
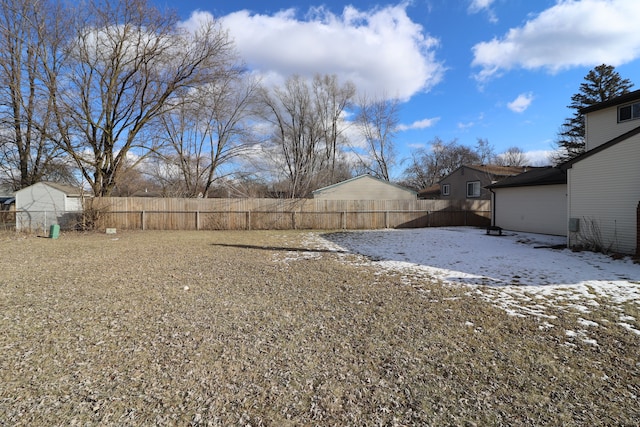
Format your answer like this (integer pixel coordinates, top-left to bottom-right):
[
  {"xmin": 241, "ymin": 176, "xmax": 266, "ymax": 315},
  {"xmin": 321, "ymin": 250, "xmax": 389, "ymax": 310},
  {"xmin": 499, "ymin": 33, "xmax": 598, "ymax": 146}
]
[
  {"xmin": 563, "ymin": 89, "xmax": 640, "ymax": 254},
  {"xmin": 487, "ymin": 167, "xmax": 567, "ymax": 236},
  {"xmin": 312, "ymin": 174, "xmax": 416, "ymax": 200}
]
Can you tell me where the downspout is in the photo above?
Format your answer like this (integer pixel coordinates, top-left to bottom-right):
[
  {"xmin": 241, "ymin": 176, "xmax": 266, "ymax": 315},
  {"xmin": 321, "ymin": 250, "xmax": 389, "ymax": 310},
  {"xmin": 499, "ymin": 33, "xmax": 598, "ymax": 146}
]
[{"xmin": 489, "ymin": 188, "xmax": 496, "ymax": 227}]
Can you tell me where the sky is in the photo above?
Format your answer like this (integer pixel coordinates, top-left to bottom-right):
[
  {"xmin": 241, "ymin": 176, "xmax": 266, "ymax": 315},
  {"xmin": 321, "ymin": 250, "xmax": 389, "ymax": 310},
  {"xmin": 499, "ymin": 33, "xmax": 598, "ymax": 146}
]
[
  {"xmin": 159, "ymin": 0, "xmax": 640, "ymax": 177},
  {"xmin": 306, "ymin": 227, "xmax": 640, "ymax": 341}
]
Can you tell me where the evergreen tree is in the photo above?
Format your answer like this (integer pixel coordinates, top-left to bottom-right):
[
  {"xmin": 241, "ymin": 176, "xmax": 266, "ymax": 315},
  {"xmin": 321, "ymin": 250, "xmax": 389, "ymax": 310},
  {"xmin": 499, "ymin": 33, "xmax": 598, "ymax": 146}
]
[{"xmin": 554, "ymin": 64, "xmax": 633, "ymax": 163}]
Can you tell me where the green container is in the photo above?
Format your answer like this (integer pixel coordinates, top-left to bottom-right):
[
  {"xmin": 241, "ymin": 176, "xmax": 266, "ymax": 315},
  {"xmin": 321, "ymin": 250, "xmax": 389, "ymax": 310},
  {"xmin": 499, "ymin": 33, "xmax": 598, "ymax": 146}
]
[{"xmin": 49, "ymin": 224, "xmax": 60, "ymax": 239}]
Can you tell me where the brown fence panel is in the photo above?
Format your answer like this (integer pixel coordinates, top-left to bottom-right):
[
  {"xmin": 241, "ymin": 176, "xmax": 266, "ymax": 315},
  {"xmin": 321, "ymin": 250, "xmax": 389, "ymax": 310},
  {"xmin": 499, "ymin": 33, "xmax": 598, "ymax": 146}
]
[{"xmin": 86, "ymin": 197, "xmax": 491, "ymax": 231}]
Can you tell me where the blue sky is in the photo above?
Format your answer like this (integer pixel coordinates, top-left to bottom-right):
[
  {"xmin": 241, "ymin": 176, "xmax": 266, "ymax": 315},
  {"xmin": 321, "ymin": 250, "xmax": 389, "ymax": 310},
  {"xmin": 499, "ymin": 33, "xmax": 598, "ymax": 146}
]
[{"xmin": 161, "ymin": 0, "xmax": 640, "ymax": 175}]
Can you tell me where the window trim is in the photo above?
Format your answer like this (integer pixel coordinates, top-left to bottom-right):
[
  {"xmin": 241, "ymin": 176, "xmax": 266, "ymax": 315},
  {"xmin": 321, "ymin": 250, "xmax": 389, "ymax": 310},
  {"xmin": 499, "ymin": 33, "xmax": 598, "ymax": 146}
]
[
  {"xmin": 618, "ymin": 101, "xmax": 640, "ymax": 123},
  {"xmin": 441, "ymin": 183, "xmax": 450, "ymax": 196},
  {"xmin": 466, "ymin": 181, "xmax": 481, "ymax": 198}
]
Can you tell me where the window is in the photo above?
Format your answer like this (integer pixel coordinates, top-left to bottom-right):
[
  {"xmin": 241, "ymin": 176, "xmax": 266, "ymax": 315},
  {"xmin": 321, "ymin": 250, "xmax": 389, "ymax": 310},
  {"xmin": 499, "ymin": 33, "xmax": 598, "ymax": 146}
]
[
  {"xmin": 618, "ymin": 101, "xmax": 640, "ymax": 122},
  {"xmin": 441, "ymin": 184, "xmax": 450, "ymax": 196},
  {"xmin": 466, "ymin": 181, "xmax": 480, "ymax": 198}
]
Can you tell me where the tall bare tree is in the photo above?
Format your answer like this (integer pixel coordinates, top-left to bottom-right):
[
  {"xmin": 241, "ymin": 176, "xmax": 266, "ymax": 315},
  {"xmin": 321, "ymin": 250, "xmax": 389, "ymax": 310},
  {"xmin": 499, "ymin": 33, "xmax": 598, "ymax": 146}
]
[
  {"xmin": 50, "ymin": 0, "xmax": 237, "ymax": 196},
  {"xmin": 354, "ymin": 95, "xmax": 399, "ymax": 181},
  {"xmin": 0, "ymin": 0, "xmax": 70, "ymax": 189},
  {"xmin": 260, "ymin": 74, "xmax": 355, "ymax": 198},
  {"xmin": 496, "ymin": 146, "xmax": 528, "ymax": 166},
  {"xmin": 153, "ymin": 72, "xmax": 260, "ymax": 197},
  {"xmin": 312, "ymin": 74, "xmax": 355, "ymax": 180}
]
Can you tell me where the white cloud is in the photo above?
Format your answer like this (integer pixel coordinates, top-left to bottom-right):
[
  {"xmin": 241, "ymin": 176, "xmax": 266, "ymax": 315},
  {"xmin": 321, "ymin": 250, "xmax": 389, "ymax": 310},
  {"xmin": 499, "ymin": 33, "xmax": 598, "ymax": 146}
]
[
  {"xmin": 397, "ymin": 117, "xmax": 440, "ymax": 131},
  {"xmin": 215, "ymin": 5, "xmax": 445, "ymax": 100},
  {"xmin": 468, "ymin": 0, "xmax": 497, "ymax": 23},
  {"xmin": 507, "ymin": 92, "xmax": 534, "ymax": 113},
  {"xmin": 472, "ymin": 0, "xmax": 640, "ymax": 81},
  {"xmin": 468, "ymin": 0, "xmax": 495, "ymax": 13},
  {"xmin": 522, "ymin": 149, "xmax": 556, "ymax": 166},
  {"xmin": 177, "ymin": 10, "xmax": 216, "ymax": 34}
]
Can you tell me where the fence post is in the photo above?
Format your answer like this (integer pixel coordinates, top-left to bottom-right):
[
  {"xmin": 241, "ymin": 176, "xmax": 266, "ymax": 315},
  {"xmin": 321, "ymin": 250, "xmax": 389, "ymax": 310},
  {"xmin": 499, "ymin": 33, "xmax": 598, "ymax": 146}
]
[
  {"xmin": 246, "ymin": 211, "xmax": 251, "ymax": 230},
  {"xmin": 385, "ymin": 211, "xmax": 389, "ymax": 229},
  {"xmin": 141, "ymin": 211, "xmax": 145, "ymax": 231},
  {"xmin": 196, "ymin": 211, "xmax": 200, "ymax": 230},
  {"xmin": 341, "ymin": 211, "xmax": 346, "ymax": 230},
  {"xmin": 291, "ymin": 211, "xmax": 296, "ymax": 230}
]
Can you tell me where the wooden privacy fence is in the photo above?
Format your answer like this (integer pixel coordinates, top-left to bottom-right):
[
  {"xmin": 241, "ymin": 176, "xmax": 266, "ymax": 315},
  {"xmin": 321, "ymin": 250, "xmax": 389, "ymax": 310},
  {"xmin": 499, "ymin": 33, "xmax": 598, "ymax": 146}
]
[{"xmin": 87, "ymin": 197, "xmax": 491, "ymax": 231}]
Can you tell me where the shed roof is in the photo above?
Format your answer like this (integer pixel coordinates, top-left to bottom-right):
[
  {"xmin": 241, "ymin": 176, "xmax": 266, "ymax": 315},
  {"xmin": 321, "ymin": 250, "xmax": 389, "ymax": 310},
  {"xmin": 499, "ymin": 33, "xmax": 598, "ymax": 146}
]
[
  {"xmin": 486, "ymin": 167, "xmax": 566, "ymax": 189},
  {"xmin": 417, "ymin": 184, "xmax": 441, "ymax": 198},
  {"xmin": 439, "ymin": 164, "xmax": 531, "ymax": 183},
  {"xmin": 19, "ymin": 182, "xmax": 87, "ymax": 197},
  {"xmin": 312, "ymin": 174, "xmax": 416, "ymax": 196}
]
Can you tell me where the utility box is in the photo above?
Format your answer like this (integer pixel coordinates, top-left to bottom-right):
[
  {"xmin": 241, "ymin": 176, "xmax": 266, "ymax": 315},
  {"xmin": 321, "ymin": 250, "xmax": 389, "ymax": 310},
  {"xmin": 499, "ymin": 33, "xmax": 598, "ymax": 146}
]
[
  {"xmin": 49, "ymin": 224, "xmax": 60, "ymax": 239},
  {"xmin": 568, "ymin": 218, "xmax": 579, "ymax": 233}
]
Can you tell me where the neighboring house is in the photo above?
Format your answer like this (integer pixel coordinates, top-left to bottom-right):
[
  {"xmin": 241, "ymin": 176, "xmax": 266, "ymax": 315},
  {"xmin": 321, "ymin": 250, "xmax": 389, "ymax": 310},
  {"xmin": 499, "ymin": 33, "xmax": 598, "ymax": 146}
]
[
  {"xmin": 15, "ymin": 182, "xmax": 88, "ymax": 232},
  {"xmin": 312, "ymin": 174, "xmax": 417, "ymax": 200},
  {"xmin": 417, "ymin": 184, "xmax": 441, "ymax": 200},
  {"xmin": 0, "ymin": 184, "xmax": 16, "ymax": 225},
  {"xmin": 0, "ymin": 184, "xmax": 15, "ymax": 208},
  {"xmin": 436, "ymin": 165, "xmax": 531, "ymax": 201},
  {"xmin": 561, "ymin": 89, "xmax": 640, "ymax": 255},
  {"xmin": 486, "ymin": 167, "xmax": 567, "ymax": 236}
]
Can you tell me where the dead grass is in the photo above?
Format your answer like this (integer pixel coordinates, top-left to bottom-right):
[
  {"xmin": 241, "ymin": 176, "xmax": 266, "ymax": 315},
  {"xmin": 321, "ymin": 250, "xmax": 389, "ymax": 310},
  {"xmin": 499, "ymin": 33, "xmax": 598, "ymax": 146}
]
[{"xmin": 0, "ymin": 230, "xmax": 638, "ymax": 425}]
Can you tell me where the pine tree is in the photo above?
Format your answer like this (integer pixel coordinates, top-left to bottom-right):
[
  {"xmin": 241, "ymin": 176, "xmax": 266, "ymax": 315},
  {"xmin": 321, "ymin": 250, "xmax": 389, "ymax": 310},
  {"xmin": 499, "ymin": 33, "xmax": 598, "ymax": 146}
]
[{"xmin": 555, "ymin": 64, "xmax": 633, "ymax": 163}]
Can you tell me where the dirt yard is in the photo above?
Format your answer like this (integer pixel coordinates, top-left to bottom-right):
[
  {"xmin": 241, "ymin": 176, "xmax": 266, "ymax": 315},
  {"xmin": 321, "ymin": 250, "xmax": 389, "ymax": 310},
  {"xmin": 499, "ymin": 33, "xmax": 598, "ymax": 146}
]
[{"xmin": 1, "ymin": 230, "xmax": 638, "ymax": 425}]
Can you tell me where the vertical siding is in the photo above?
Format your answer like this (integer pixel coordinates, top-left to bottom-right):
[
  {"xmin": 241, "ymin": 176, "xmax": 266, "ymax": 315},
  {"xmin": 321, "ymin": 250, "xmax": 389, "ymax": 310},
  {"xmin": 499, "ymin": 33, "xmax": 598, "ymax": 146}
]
[
  {"xmin": 586, "ymin": 107, "xmax": 640, "ymax": 150},
  {"xmin": 568, "ymin": 134, "xmax": 640, "ymax": 254},
  {"xmin": 494, "ymin": 185, "xmax": 567, "ymax": 236},
  {"xmin": 86, "ymin": 197, "xmax": 490, "ymax": 231}
]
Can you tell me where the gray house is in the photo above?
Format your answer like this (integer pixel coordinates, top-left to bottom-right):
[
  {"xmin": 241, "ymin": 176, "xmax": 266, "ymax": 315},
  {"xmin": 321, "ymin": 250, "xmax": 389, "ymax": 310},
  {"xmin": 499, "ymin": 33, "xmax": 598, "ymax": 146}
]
[
  {"xmin": 433, "ymin": 165, "xmax": 531, "ymax": 201},
  {"xmin": 15, "ymin": 182, "xmax": 87, "ymax": 232},
  {"xmin": 562, "ymin": 89, "xmax": 640, "ymax": 255},
  {"xmin": 313, "ymin": 175, "xmax": 417, "ymax": 200},
  {"xmin": 487, "ymin": 167, "xmax": 567, "ymax": 236}
]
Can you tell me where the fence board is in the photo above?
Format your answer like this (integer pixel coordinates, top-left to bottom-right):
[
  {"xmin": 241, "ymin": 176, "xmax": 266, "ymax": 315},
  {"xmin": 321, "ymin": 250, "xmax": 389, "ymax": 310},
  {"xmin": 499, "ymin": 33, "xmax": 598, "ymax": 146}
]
[{"xmin": 76, "ymin": 197, "xmax": 490, "ymax": 231}]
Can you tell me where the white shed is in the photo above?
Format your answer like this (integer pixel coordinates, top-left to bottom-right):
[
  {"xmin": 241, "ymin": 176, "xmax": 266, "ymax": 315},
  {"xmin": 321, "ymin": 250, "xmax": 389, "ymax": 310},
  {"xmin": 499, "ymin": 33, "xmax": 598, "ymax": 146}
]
[
  {"xmin": 312, "ymin": 175, "xmax": 417, "ymax": 200},
  {"xmin": 487, "ymin": 167, "xmax": 567, "ymax": 236},
  {"xmin": 15, "ymin": 182, "xmax": 87, "ymax": 232}
]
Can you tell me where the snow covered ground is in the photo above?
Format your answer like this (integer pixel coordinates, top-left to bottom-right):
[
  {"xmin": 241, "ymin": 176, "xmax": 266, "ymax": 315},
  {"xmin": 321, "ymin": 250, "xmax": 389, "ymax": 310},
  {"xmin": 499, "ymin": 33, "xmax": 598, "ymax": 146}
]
[{"xmin": 308, "ymin": 227, "xmax": 640, "ymax": 341}]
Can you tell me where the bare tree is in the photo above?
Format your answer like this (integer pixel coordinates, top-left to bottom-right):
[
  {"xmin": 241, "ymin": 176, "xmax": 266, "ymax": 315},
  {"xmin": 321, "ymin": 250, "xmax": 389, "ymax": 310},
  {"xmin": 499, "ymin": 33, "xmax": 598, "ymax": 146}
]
[
  {"xmin": 260, "ymin": 74, "xmax": 355, "ymax": 198},
  {"xmin": 496, "ymin": 146, "xmax": 528, "ymax": 166},
  {"xmin": 50, "ymin": 0, "xmax": 237, "ymax": 196},
  {"xmin": 475, "ymin": 137, "xmax": 495, "ymax": 164},
  {"xmin": 403, "ymin": 137, "xmax": 480, "ymax": 189},
  {"xmin": 0, "ymin": 0, "xmax": 71, "ymax": 189},
  {"xmin": 312, "ymin": 74, "xmax": 355, "ymax": 180},
  {"xmin": 154, "ymin": 72, "xmax": 260, "ymax": 197},
  {"xmin": 354, "ymin": 95, "xmax": 399, "ymax": 181}
]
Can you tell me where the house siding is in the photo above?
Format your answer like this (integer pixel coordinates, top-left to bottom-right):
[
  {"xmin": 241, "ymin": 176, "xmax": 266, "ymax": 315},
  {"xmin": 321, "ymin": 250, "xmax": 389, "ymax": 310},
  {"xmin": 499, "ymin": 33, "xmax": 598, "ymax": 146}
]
[
  {"xmin": 586, "ymin": 106, "xmax": 640, "ymax": 150},
  {"xmin": 493, "ymin": 185, "xmax": 567, "ymax": 236},
  {"xmin": 313, "ymin": 175, "xmax": 416, "ymax": 200},
  {"xmin": 441, "ymin": 168, "xmax": 495, "ymax": 201},
  {"xmin": 567, "ymin": 134, "xmax": 640, "ymax": 254}
]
